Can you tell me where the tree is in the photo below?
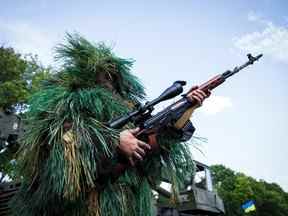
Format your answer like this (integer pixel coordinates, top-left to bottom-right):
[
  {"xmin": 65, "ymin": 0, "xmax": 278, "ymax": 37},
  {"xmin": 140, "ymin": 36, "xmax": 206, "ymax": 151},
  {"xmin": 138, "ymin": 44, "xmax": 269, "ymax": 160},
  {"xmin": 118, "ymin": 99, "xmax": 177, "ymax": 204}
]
[
  {"xmin": 211, "ymin": 164, "xmax": 288, "ymax": 216},
  {"xmin": 0, "ymin": 47, "xmax": 53, "ymax": 111},
  {"xmin": 0, "ymin": 46, "xmax": 53, "ymax": 183},
  {"xmin": 0, "ymin": 47, "xmax": 29, "ymax": 110}
]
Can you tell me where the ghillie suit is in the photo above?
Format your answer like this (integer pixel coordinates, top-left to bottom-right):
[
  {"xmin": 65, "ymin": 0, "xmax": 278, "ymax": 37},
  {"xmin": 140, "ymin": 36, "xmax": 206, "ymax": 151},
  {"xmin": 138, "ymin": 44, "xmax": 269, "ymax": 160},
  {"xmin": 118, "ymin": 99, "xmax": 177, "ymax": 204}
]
[{"xmin": 11, "ymin": 34, "xmax": 195, "ymax": 216}]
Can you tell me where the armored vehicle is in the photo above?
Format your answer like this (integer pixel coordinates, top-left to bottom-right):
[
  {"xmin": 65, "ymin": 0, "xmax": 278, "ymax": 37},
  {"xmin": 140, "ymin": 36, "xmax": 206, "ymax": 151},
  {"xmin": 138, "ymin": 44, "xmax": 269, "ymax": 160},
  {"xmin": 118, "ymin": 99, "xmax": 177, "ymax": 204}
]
[{"xmin": 156, "ymin": 161, "xmax": 225, "ymax": 216}]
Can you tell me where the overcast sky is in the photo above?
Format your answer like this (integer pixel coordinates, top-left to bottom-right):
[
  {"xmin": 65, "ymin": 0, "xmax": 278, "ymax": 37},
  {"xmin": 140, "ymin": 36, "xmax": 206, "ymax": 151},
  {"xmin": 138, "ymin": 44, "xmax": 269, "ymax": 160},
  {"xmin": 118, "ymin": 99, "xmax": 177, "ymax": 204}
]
[{"xmin": 1, "ymin": 0, "xmax": 287, "ymax": 191}]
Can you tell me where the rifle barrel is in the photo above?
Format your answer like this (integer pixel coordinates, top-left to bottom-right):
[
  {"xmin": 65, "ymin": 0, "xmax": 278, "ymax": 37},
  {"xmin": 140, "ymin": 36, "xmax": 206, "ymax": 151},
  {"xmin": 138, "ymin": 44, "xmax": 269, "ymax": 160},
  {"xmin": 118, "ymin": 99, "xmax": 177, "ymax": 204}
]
[{"xmin": 222, "ymin": 53, "xmax": 263, "ymax": 79}]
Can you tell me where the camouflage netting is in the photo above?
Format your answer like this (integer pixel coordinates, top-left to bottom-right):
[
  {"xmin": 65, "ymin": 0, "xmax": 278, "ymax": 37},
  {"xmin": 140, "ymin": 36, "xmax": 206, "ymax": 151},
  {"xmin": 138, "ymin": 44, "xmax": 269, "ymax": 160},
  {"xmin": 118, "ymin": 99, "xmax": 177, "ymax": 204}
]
[{"xmin": 11, "ymin": 33, "xmax": 194, "ymax": 216}]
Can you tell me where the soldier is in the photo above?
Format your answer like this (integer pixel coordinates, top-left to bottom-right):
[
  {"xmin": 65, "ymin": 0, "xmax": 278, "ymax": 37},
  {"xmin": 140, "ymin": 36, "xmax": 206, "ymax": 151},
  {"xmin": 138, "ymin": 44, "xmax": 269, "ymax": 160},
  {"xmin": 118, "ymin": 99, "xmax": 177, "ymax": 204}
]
[{"xmin": 12, "ymin": 34, "xmax": 208, "ymax": 216}]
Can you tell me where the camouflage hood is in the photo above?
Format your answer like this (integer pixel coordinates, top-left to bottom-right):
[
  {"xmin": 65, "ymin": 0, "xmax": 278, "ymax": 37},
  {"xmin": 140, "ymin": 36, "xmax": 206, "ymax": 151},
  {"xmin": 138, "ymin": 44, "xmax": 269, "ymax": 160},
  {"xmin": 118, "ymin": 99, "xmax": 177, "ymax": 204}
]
[{"xmin": 51, "ymin": 33, "xmax": 145, "ymax": 103}]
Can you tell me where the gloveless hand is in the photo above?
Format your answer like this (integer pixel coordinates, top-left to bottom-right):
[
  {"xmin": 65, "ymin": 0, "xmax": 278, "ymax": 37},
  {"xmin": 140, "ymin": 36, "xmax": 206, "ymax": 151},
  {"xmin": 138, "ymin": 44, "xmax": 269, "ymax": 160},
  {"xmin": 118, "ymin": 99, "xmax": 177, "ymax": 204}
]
[
  {"xmin": 186, "ymin": 86, "xmax": 211, "ymax": 107},
  {"xmin": 118, "ymin": 128, "xmax": 151, "ymax": 166}
]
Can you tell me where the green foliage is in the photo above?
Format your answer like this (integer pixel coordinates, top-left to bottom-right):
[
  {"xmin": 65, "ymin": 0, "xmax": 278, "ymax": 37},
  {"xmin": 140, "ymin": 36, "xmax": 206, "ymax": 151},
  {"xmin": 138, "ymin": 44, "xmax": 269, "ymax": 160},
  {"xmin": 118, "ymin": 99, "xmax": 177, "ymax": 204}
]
[
  {"xmin": 0, "ymin": 47, "xmax": 53, "ymax": 183},
  {"xmin": 0, "ymin": 47, "xmax": 28, "ymax": 109},
  {"xmin": 211, "ymin": 165, "xmax": 288, "ymax": 216},
  {"xmin": 24, "ymin": 54, "xmax": 54, "ymax": 95},
  {"xmin": 0, "ymin": 47, "xmax": 26, "ymax": 82},
  {"xmin": 0, "ymin": 47, "xmax": 53, "ymax": 110},
  {"xmin": 0, "ymin": 80, "xmax": 29, "ymax": 109}
]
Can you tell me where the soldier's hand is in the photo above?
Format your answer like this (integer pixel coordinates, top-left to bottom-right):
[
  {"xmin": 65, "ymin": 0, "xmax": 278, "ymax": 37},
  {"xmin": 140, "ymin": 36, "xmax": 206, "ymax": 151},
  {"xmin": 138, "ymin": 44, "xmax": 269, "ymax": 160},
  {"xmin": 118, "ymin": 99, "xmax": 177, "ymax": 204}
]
[
  {"xmin": 119, "ymin": 128, "xmax": 151, "ymax": 166},
  {"xmin": 186, "ymin": 86, "xmax": 210, "ymax": 107}
]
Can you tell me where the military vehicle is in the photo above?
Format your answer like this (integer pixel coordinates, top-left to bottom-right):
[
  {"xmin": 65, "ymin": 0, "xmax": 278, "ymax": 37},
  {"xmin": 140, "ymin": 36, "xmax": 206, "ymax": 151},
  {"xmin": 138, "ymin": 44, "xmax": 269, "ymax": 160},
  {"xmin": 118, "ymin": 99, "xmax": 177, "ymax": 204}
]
[
  {"xmin": 0, "ymin": 110, "xmax": 224, "ymax": 216},
  {"xmin": 0, "ymin": 109, "xmax": 24, "ymax": 215},
  {"xmin": 156, "ymin": 161, "xmax": 225, "ymax": 216},
  {"xmin": 0, "ymin": 109, "xmax": 24, "ymax": 153}
]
